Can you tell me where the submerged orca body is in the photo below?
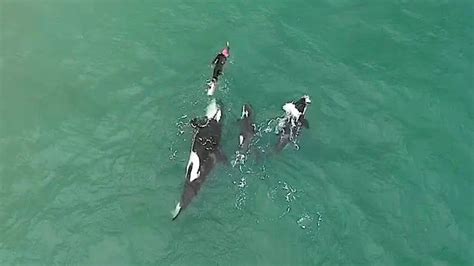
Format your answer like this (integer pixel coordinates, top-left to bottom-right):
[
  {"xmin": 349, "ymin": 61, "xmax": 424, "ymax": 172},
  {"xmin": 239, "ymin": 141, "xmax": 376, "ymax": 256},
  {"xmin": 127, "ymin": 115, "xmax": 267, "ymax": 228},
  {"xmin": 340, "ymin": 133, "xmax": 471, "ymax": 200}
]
[
  {"xmin": 276, "ymin": 95, "xmax": 311, "ymax": 152},
  {"xmin": 172, "ymin": 100, "xmax": 227, "ymax": 220}
]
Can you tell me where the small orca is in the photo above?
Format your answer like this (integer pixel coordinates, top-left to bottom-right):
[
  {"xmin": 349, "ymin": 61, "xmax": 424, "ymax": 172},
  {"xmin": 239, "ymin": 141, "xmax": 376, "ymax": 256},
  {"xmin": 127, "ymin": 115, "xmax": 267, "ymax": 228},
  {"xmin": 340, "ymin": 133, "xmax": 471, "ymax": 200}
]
[
  {"xmin": 172, "ymin": 100, "xmax": 227, "ymax": 220},
  {"xmin": 276, "ymin": 95, "xmax": 311, "ymax": 152},
  {"xmin": 238, "ymin": 104, "xmax": 257, "ymax": 154}
]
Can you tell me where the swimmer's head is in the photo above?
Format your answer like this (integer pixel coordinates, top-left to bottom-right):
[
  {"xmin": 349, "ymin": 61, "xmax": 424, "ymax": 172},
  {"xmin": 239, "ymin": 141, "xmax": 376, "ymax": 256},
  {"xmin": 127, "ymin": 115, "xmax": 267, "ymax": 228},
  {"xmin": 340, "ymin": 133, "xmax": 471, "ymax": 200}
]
[{"xmin": 222, "ymin": 48, "xmax": 229, "ymax": 58}]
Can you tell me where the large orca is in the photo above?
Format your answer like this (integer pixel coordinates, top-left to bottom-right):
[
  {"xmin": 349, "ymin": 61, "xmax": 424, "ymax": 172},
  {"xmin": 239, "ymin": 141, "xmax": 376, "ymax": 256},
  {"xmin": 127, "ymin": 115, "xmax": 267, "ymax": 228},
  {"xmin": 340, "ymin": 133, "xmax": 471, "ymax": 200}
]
[
  {"xmin": 172, "ymin": 100, "xmax": 227, "ymax": 220},
  {"xmin": 238, "ymin": 104, "xmax": 257, "ymax": 153},
  {"xmin": 276, "ymin": 95, "xmax": 311, "ymax": 152}
]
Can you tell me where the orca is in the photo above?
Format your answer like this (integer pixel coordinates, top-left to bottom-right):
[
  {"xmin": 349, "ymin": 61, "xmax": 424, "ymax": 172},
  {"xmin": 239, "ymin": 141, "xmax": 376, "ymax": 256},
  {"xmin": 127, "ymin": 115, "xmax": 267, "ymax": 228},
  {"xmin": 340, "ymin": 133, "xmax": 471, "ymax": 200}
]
[
  {"xmin": 276, "ymin": 95, "xmax": 311, "ymax": 152},
  {"xmin": 238, "ymin": 104, "xmax": 257, "ymax": 153},
  {"xmin": 172, "ymin": 100, "xmax": 227, "ymax": 220}
]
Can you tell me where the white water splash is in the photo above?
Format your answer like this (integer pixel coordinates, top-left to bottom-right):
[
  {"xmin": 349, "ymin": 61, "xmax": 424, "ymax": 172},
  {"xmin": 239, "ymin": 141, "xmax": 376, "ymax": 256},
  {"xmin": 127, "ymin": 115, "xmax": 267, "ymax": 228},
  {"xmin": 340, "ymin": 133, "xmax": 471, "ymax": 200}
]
[
  {"xmin": 297, "ymin": 214, "xmax": 312, "ymax": 229},
  {"xmin": 237, "ymin": 177, "xmax": 247, "ymax": 188},
  {"xmin": 206, "ymin": 99, "xmax": 220, "ymax": 121},
  {"xmin": 233, "ymin": 176, "xmax": 248, "ymax": 210},
  {"xmin": 297, "ymin": 211, "xmax": 323, "ymax": 230},
  {"xmin": 280, "ymin": 181, "xmax": 297, "ymax": 202},
  {"xmin": 231, "ymin": 152, "xmax": 246, "ymax": 167},
  {"xmin": 169, "ymin": 114, "xmax": 190, "ymax": 160}
]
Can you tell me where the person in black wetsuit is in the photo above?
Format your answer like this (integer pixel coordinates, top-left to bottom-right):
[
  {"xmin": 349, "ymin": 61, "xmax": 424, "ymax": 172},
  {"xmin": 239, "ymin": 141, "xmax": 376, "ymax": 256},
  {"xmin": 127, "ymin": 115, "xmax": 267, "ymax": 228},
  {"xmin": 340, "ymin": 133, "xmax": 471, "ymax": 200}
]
[{"xmin": 208, "ymin": 42, "xmax": 230, "ymax": 95}]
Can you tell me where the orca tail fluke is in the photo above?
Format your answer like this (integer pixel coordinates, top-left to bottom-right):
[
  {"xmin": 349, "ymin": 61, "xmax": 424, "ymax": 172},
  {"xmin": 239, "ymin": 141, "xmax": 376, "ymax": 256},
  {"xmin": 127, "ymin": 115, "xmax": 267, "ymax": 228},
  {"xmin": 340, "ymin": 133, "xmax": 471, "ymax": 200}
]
[{"xmin": 171, "ymin": 202, "xmax": 182, "ymax": 221}]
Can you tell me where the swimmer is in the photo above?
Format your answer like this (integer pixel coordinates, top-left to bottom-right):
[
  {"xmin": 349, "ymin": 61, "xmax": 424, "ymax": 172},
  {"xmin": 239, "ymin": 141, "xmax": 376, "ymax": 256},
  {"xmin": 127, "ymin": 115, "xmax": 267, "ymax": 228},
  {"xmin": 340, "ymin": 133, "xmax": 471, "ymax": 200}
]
[{"xmin": 208, "ymin": 41, "xmax": 230, "ymax": 95}]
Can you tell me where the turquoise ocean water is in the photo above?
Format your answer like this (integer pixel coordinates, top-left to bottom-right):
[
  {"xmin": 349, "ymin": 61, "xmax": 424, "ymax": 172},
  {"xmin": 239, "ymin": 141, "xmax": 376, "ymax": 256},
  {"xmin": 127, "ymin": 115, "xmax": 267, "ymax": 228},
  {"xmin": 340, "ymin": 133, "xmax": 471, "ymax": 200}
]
[{"xmin": 1, "ymin": 1, "xmax": 473, "ymax": 265}]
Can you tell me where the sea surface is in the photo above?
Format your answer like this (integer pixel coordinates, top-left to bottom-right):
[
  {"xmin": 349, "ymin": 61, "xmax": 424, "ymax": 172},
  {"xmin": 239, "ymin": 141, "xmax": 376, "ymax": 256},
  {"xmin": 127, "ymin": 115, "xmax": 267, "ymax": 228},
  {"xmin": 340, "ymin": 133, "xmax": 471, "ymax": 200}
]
[{"xmin": 1, "ymin": 1, "xmax": 473, "ymax": 265}]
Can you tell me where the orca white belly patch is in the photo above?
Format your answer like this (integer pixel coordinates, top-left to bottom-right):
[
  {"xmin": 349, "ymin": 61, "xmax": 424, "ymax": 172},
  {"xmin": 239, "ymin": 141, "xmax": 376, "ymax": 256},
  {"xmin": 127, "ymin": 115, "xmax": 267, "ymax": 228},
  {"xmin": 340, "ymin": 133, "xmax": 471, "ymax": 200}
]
[
  {"xmin": 187, "ymin": 151, "xmax": 201, "ymax": 182},
  {"xmin": 283, "ymin": 102, "xmax": 301, "ymax": 120}
]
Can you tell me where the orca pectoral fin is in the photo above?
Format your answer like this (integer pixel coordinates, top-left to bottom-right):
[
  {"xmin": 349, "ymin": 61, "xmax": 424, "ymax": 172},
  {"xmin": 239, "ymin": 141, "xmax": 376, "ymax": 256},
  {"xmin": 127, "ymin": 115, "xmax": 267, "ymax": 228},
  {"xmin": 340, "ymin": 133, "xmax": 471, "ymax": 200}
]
[
  {"xmin": 171, "ymin": 202, "xmax": 182, "ymax": 221},
  {"xmin": 301, "ymin": 118, "xmax": 309, "ymax": 129},
  {"xmin": 216, "ymin": 148, "xmax": 229, "ymax": 165}
]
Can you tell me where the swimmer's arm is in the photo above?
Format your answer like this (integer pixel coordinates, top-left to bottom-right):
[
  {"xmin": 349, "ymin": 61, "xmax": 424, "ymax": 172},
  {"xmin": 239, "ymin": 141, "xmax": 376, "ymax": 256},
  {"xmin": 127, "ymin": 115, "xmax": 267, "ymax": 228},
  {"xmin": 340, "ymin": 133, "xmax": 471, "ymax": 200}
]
[{"xmin": 211, "ymin": 55, "xmax": 219, "ymax": 65}]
